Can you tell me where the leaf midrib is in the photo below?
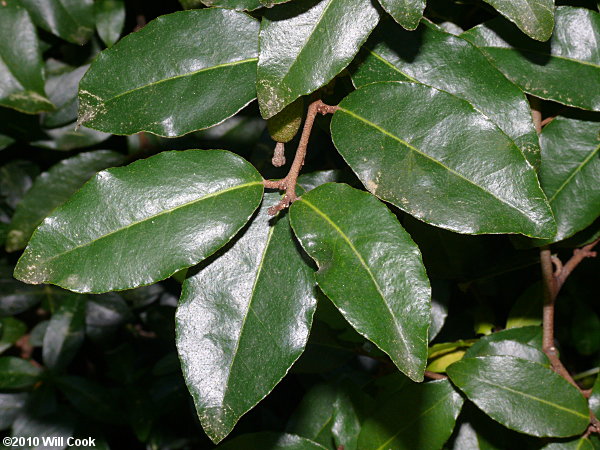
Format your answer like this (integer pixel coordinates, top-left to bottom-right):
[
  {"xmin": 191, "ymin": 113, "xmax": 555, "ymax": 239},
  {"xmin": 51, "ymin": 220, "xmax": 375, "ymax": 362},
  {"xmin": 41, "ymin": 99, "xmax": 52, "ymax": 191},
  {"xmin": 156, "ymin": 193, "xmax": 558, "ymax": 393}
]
[
  {"xmin": 36, "ymin": 180, "xmax": 263, "ymax": 265},
  {"xmin": 337, "ymin": 106, "xmax": 539, "ymax": 225},
  {"xmin": 98, "ymin": 58, "xmax": 257, "ymax": 105},
  {"xmin": 547, "ymin": 143, "xmax": 600, "ymax": 203},
  {"xmin": 298, "ymin": 197, "xmax": 417, "ymax": 371},
  {"xmin": 453, "ymin": 367, "xmax": 589, "ymax": 420}
]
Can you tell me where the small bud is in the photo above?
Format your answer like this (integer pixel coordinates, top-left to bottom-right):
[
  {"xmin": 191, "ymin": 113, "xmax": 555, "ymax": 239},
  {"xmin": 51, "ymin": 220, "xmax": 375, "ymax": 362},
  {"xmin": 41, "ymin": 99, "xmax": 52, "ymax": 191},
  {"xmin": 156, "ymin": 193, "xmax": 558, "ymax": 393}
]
[{"xmin": 272, "ymin": 142, "xmax": 286, "ymax": 167}]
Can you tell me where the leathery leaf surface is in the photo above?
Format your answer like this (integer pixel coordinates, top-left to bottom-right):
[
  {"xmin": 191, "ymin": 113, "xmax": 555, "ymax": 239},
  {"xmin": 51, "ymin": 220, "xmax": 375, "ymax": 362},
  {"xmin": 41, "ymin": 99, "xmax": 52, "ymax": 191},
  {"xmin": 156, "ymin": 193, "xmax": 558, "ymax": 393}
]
[
  {"xmin": 14, "ymin": 150, "xmax": 264, "ymax": 293},
  {"xmin": 257, "ymin": 0, "xmax": 380, "ymax": 118},
  {"xmin": 482, "ymin": 0, "xmax": 555, "ymax": 42},
  {"xmin": 377, "ymin": 0, "xmax": 425, "ymax": 31},
  {"xmin": 535, "ymin": 115, "xmax": 600, "ymax": 244},
  {"xmin": 447, "ymin": 356, "xmax": 589, "ymax": 437},
  {"xmin": 351, "ymin": 20, "xmax": 541, "ymax": 168},
  {"xmin": 290, "ymin": 183, "xmax": 431, "ymax": 381},
  {"xmin": 462, "ymin": 7, "xmax": 600, "ymax": 112},
  {"xmin": 177, "ymin": 193, "xmax": 316, "ymax": 443},
  {"xmin": 78, "ymin": 9, "xmax": 259, "ymax": 136},
  {"xmin": 331, "ymin": 82, "xmax": 556, "ymax": 237}
]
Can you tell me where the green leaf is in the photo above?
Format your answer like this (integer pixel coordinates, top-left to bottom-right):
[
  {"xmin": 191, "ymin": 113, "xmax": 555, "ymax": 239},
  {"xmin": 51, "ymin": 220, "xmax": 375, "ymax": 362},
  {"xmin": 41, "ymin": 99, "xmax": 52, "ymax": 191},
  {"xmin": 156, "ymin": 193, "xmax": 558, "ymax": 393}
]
[
  {"xmin": 42, "ymin": 65, "xmax": 90, "ymax": 129},
  {"xmin": 201, "ymin": 0, "xmax": 262, "ymax": 11},
  {"xmin": 463, "ymin": 326, "xmax": 548, "ymax": 365},
  {"xmin": 290, "ymin": 183, "xmax": 430, "ymax": 381},
  {"xmin": 506, "ymin": 282, "xmax": 543, "ymax": 329},
  {"xmin": 0, "ymin": 357, "xmax": 42, "ymax": 390},
  {"xmin": 19, "ymin": 0, "xmax": 95, "ymax": 45},
  {"xmin": 78, "ymin": 9, "xmax": 259, "ymax": 137},
  {"xmin": 482, "ymin": 0, "xmax": 555, "ymax": 41},
  {"xmin": 534, "ymin": 115, "xmax": 600, "ymax": 244},
  {"xmin": 14, "ymin": 150, "xmax": 264, "ymax": 293},
  {"xmin": 358, "ymin": 379, "xmax": 464, "ymax": 449},
  {"xmin": 0, "ymin": 317, "xmax": 27, "ymax": 354},
  {"xmin": 542, "ymin": 437, "xmax": 596, "ymax": 449},
  {"xmin": 447, "ymin": 356, "xmax": 589, "ymax": 437},
  {"xmin": 257, "ymin": 0, "xmax": 380, "ymax": 118},
  {"xmin": 331, "ymin": 82, "xmax": 556, "ymax": 237},
  {"xmin": 217, "ymin": 432, "xmax": 328, "ymax": 449},
  {"xmin": 462, "ymin": 7, "xmax": 600, "ymax": 111},
  {"xmin": 377, "ymin": 0, "xmax": 424, "ymax": 30},
  {"xmin": 590, "ymin": 373, "xmax": 600, "ymax": 418},
  {"xmin": 0, "ymin": 160, "xmax": 38, "ymax": 210},
  {"xmin": 176, "ymin": 193, "xmax": 316, "ymax": 443},
  {"xmin": 0, "ymin": 393, "xmax": 27, "ymax": 431},
  {"xmin": 0, "ymin": 1, "xmax": 54, "ymax": 114},
  {"xmin": 351, "ymin": 20, "xmax": 541, "ymax": 168},
  {"xmin": 94, "ymin": 0, "xmax": 125, "ymax": 47},
  {"xmin": 7, "ymin": 150, "xmax": 126, "ymax": 252},
  {"xmin": 43, "ymin": 293, "xmax": 86, "ymax": 371},
  {"xmin": 10, "ymin": 407, "xmax": 75, "ymax": 450}
]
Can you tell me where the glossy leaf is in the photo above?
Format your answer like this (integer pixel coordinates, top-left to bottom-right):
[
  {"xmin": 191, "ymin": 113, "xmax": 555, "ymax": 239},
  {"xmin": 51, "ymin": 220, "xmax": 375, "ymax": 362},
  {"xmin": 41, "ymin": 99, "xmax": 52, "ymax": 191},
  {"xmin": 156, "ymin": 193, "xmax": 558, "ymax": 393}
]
[
  {"xmin": 0, "ymin": 1, "xmax": 53, "ymax": 114},
  {"xmin": 14, "ymin": 150, "xmax": 264, "ymax": 293},
  {"xmin": 32, "ymin": 122, "xmax": 111, "ymax": 151},
  {"xmin": 7, "ymin": 150, "xmax": 126, "ymax": 252},
  {"xmin": 542, "ymin": 437, "xmax": 595, "ymax": 449},
  {"xmin": 290, "ymin": 183, "xmax": 431, "ymax": 381},
  {"xmin": 331, "ymin": 82, "xmax": 555, "ymax": 237},
  {"xmin": 590, "ymin": 373, "xmax": 600, "ymax": 418},
  {"xmin": 94, "ymin": 0, "xmax": 125, "ymax": 47},
  {"xmin": 43, "ymin": 293, "xmax": 86, "ymax": 371},
  {"xmin": 200, "ymin": 0, "xmax": 262, "ymax": 10},
  {"xmin": 0, "ymin": 357, "xmax": 42, "ymax": 390},
  {"xmin": 482, "ymin": 0, "xmax": 554, "ymax": 41},
  {"xmin": 447, "ymin": 356, "xmax": 589, "ymax": 437},
  {"xmin": 378, "ymin": 0, "xmax": 424, "ymax": 30},
  {"xmin": 257, "ymin": 0, "xmax": 380, "ymax": 118},
  {"xmin": 462, "ymin": 7, "xmax": 600, "ymax": 111},
  {"xmin": 218, "ymin": 432, "xmax": 328, "ymax": 449},
  {"xmin": 535, "ymin": 115, "xmax": 600, "ymax": 243},
  {"xmin": 464, "ymin": 327, "xmax": 548, "ymax": 365},
  {"xmin": 358, "ymin": 380, "xmax": 464, "ymax": 449},
  {"xmin": 19, "ymin": 0, "xmax": 95, "ymax": 45},
  {"xmin": 176, "ymin": 193, "xmax": 316, "ymax": 443},
  {"xmin": 78, "ymin": 9, "xmax": 259, "ymax": 137},
  {"xmin": 42, "ymin": 65, "xmax": 90, "ymax": 128},
  {"xmin": 351, "ymin": 20, "xmax": 541, "ymax": 167}
]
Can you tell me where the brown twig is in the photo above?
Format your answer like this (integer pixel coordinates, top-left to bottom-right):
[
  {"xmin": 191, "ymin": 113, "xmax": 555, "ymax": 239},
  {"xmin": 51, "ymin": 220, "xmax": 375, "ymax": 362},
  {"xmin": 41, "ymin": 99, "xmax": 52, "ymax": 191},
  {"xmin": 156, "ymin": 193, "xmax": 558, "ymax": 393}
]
[
  {"xmin": 263, "ymin": 99, "xmax": 338, "ymax": 215},
  {"xmin": 529, "ymin": 95, "xmax": 543, "ymax": 134},
  {"xmin": 540, "ymin": 240, "xmax": 600, "ymax": 389},
  {"xmin": 424, "ymin": 371, "xmax": 448, "ymax": 381}
]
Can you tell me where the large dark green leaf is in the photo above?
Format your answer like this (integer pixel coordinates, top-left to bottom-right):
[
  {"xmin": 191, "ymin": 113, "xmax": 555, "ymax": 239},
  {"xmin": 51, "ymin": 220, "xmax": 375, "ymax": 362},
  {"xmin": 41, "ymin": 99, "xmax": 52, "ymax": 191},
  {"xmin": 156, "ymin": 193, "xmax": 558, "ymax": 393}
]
[
  {"xmin": 482, "ymin": 0, "xmax": 554, "ymax": 41},
  {"xmin": 78, "ymin": 9, "xmax": 259, "ymax": 137},
  {"xmin": 358, "ymin": 380, "xmax": 463, "ymax": 449},
  {"xmin": 256, "ymin": 0, "xmax": 380, "ymax": 118},
  {"xmin": 377, "ymin": 0, "xmax": 424, "ymax": 31},
  {"xmin": 447, "ymin": 356, "xmax": 589, "ymax": 437},
  {"xmin": 589, "ymin": 371, "xmax": 600, "ymax": 418},
  {"xmin": 290, "ymin": 183, "xmax": 430, "ymax": 381},
  {"xmin": 534, "ymin": 115, "xmax": 600, "ymax": 244},
  {"xmin": 0, "ymin": 357, "xmax": 42, "ymax": 390},
  {"xmin": 218, "ymin": 432, "xmax": 327, "ymax": 449},
  {"xmin": 463, "ymin": 326, "xmax": 548, "ymax": 365},
  {"xmin": 0, "ymin": 1, "xmax": 53, "ymax": 114},
  {"xmin": 14, "ymin": 150, "xmax": 264, "ymax": 293},
  {"xmin": 7, "ymin": 150, "xmax": 125, "ymax": 252},
  {"xmin": 94, "ymin": 0, "xmax": 125, "ymax": 47},
  {"xmin": 351, "ymin": 20, "xmax": 541, "ymax": 167},
  {"xmin": 462, "ymin": 7, "xmax": 600, "ymax": 111},
  {"xmin": 331, "ymin": 82, "xmax": 555, "ymax": 237},
  {"xmin": 19, "ymin": 0, "xmax": 95, "ymax": 45},
  {"xmin": 176, "ymin": 193, "xmax": 316, "ymax": 443},
  {"xmin": 542, "ymin": 437, "xmax": 596, "ymax": 449},
  {"xmin": 43, "ymin": 293, "xmax": 86, "ymax": 371}
]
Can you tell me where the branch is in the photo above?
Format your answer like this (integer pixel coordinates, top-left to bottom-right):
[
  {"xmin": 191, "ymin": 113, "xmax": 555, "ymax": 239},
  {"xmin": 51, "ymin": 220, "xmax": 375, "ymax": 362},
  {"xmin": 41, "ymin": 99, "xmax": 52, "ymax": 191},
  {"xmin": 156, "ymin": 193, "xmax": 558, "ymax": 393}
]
[
  {"xmin": 263, "ymin": 99, "xmax": 338, "ymax": 215},
  {"xmin": 555, "ymin": 239, "xmax": 599, "ymax": 291}
]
